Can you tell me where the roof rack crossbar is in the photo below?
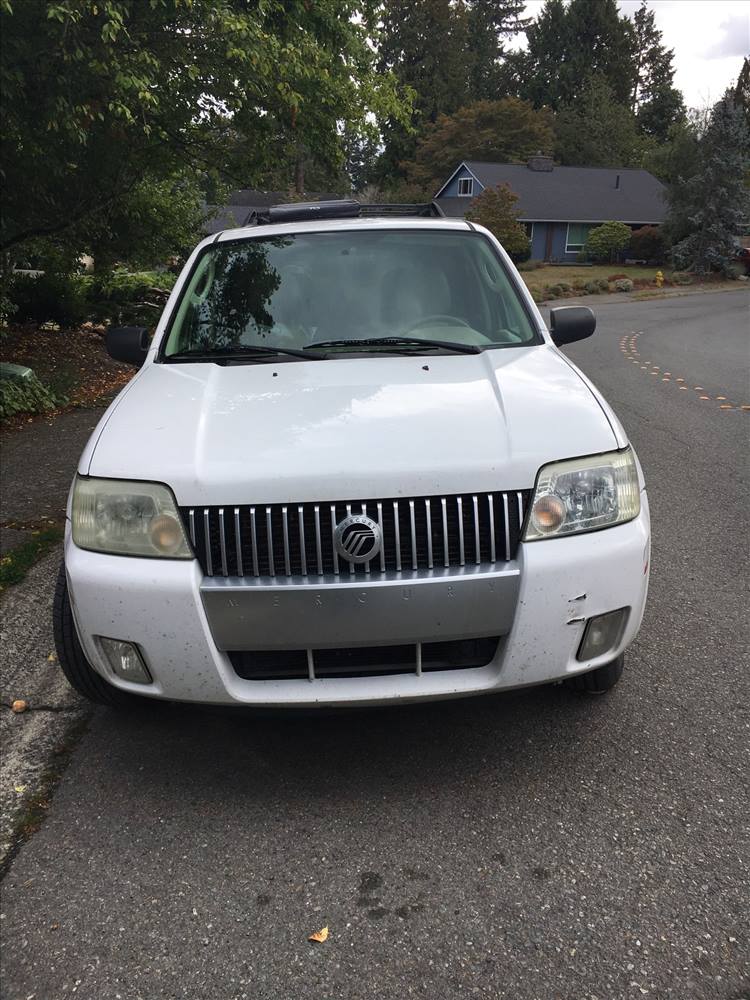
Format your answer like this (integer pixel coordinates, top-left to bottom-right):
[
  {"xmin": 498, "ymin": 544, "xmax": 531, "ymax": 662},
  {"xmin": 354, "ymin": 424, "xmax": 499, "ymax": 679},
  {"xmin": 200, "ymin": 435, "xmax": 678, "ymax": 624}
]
[{"xmin": 248, "ymin": 199, "xmax": 444, "ymax": 226}]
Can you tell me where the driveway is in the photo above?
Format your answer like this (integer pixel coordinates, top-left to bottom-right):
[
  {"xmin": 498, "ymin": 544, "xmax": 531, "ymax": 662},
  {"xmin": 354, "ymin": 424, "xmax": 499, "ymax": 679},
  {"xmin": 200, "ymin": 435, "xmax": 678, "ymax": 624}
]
[{"xmin": 1, "ymin": 289, "xmax": 748, "ymax": 1000}]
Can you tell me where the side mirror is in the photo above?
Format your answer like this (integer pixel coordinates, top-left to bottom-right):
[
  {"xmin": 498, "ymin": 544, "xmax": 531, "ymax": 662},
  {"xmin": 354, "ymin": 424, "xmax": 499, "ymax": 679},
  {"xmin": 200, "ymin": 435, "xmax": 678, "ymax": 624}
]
[
  {"xmin": 549, "ymin": 306, "xmax": 596, "ymax": 347},
  {"xmin": 106, "ymin": 326, "xmax": 150, "ymax": 367}
]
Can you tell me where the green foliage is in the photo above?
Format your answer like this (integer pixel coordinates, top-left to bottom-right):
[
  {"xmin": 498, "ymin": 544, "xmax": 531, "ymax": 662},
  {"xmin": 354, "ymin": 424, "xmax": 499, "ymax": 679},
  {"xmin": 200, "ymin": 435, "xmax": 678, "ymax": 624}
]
[
  {"xmin": 584, "ymin": 280, "xmax": 601, "ymax": 294},
  {"xmin": 85, "ymin": 270, "xmax": 176, "ymax": 326},
  {"xmin": 555, "ymin": 77, "xmax": 647, "ymax": 168},
  {"xmin": 9, "ymin": 272, "xmax": 88, "ymax": 326},
  {"xmin": 407, "ymin": 99, "xmax": 554, "ymax": 191},
  {"xmin": 586, "ymin": 222, "xmax": 633, "ymax": 263},
  {"xmin": 597, "ymin": 278, "xmax": 610, "ymax": 292},
  {"xmin": 630, "ymin": 1, "xmax": 684, "ymax": 141},
  {"xmin": 629, "ymin": 226, "xmax": 666, "ymax": 263},
  {"xmin": 670, "ymin": 94, "xmax": 750, "ymax": 274},
  {"xmin": 1, "ymin": 0, "xmax": 408, "ymax": 261},
  {"xmin": 669, "ymin": 271, "xmax": 693, "ymax": 285},
  {"xmin": 0, "ymin": 373, "xmax": 67, "ymax": 420},
  {"xmin": 614, "ymin": 278, "xmax": 634, "ymax": 292},
  {"xmin": 466, "ymin": 184, "xmax": 531, "ymax": 261}
]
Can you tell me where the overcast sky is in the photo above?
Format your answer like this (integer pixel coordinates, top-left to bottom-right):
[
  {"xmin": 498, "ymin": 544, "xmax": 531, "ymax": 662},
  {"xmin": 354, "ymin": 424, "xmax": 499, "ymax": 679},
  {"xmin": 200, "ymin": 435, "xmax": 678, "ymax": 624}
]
[{"xmin": 512, "ymin": 0, "xmax": 749, "ymax": 109}]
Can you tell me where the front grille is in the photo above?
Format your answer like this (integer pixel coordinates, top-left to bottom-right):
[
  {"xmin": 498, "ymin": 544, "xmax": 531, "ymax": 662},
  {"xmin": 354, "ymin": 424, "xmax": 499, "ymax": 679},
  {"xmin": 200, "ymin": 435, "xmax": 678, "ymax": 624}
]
[
  {"xmin": 181, "ymin": 491, "xmax": 530, "ymax": 580},
  {"xmin": 229, "ymin": 637, "xmax": 501, "ymax": 681}
]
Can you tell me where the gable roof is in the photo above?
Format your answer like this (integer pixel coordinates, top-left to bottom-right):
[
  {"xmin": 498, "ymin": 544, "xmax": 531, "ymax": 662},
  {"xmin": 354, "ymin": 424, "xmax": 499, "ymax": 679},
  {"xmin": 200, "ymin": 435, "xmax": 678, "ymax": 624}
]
[{"xmin": 436, "ymin": 161, "xmax": 666, "ymax": 224}]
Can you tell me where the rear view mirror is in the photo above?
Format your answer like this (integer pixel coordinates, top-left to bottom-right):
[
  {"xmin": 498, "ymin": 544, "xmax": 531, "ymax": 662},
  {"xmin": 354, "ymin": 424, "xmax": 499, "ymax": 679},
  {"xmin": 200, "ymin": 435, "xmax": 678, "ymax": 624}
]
[
  {"xmin": 106, "ymin": 326, "xmax": 150, "ymax": 367},
  {"xmin": 549, "ymin": 307, "xmax": 596, "ymax": 347}
]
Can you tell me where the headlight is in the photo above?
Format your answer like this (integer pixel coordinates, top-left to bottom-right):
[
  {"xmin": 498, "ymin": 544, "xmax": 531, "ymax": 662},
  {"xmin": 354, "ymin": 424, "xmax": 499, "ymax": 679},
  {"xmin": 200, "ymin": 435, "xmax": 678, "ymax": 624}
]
[
  {"xmin": 72, "ymin": 477, "xmax": 193, "ymax": 558},
  {"xmin": 524, "ymin": 448, "xmax": 640, "ymax": 541}
]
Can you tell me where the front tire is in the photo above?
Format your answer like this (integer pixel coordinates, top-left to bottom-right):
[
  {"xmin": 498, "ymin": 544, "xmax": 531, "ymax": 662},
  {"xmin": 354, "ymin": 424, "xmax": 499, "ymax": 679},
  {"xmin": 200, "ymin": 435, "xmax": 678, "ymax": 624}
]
[
  {"xmin": 565, "ymin": 654, "xmax": 624, "ymax": 695},
  {"xmin": 53, "ymin": 562, "xmax": 140, "ymax": 708}
]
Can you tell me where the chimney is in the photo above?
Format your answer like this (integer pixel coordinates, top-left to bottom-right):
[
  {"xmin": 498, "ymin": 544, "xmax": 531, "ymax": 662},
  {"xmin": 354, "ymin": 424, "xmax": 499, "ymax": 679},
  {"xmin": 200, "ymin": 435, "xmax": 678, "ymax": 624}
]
[{"xmin": 527, "ymin": 153, "xmax": 554, "ymax": 172}]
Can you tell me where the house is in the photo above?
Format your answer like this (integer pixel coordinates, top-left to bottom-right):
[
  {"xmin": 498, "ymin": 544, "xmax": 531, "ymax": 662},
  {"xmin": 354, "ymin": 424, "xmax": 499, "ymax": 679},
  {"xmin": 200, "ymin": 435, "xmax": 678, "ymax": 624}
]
[
  {"xmin": 203, "ymin": 189, "xmax": 344, "ymax": 235},
  {"xmin": 435, "ymin": 157, "xmax": 667, "ymax": 262}
]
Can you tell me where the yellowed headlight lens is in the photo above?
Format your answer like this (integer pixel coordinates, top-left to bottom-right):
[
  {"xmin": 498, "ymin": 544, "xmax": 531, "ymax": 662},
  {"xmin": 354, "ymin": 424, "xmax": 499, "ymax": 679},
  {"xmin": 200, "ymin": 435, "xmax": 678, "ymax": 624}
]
[
  {"xmin": 150, "ymin": 513, "xmax": 184, "ymax": 554},
  {"xmin": 530, "ymin": 494, "xmax": 566, "ymax": 534}
]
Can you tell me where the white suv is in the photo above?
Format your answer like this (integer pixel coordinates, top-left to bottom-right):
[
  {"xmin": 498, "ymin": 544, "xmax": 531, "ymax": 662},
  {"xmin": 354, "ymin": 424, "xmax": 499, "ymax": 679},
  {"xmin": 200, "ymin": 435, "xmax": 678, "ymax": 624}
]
[{"xmin": 54, "ymin": 203, "xmax": 650, "ymax": 708}]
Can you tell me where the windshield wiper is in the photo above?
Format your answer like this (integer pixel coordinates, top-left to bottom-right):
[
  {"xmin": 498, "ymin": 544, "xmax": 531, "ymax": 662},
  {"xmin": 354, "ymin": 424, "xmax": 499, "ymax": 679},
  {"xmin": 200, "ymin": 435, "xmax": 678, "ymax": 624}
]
[
  {"xmin": 305, "ymin": 337, "xmax": 481, "ymax": 356},
  {"xmin": 166, "ymin": 344, "xmax": 325, "ymax": 362}
]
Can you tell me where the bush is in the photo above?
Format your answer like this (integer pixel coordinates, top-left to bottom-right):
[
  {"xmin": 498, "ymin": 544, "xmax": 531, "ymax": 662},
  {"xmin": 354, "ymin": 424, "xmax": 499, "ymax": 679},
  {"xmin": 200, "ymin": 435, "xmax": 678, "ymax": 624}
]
[
  {"xmin": 670, "ymin": 271, "xmax": 693, "ymax": 285},
  {"xmin": 586, "ymin": 221, "xmax": 632, "ymax": 263},
  {"xmin": 584, "ymin": 280, "xmax": 601, "ymax": 294},
  {"xmin": 607, "ymin": 273, "xmax": 628, "ymax": 282},
  {"xmin": 597, "ymin": 278, "xmax": 610, "ymax": 292},
  {"xmin": 86, "ymin": 270, "xmax": 176, "ymax": 326},
  {"xmin": 572, "ymin": 277, "xmax": 587, "ymax": 291},
  {"xmin": 556, "ymin": 280, "xmax": 573, "ymax": 293},
  {"xmin": 548, "ymin": 283, "xmax": 564, "ymax": 297},
  {"xmin": 516, "ymin": 259, "xmax": 543, "ymax": 272},
  {"xmin": 9, "ymin": 271, "xmax": 87, "ymax": 326},
  {"xmin": 629, "ymin": 226, "xmax": 666, "ymax": 263},
  {"xmin": 614, "ymin": 278, "xmax": 634, "ymax": 292},
  {"xmin": 0, "ymin": 373, "xmax": 67, "ymax": 420}
]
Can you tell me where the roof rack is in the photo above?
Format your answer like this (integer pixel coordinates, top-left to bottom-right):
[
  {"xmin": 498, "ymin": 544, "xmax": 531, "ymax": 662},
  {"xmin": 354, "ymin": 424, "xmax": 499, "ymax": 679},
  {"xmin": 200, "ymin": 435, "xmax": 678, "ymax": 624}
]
[{"xmin": 249, "ymin": 199, "xmax": 444, "ymax": 226}]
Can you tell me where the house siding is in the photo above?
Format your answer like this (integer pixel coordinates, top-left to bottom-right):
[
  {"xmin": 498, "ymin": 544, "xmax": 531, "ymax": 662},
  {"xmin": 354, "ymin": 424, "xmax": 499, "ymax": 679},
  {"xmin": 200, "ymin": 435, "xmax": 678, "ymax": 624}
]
[{"xmin": 440, "ymin": 168, "xmax": 485, "ymax": 199}]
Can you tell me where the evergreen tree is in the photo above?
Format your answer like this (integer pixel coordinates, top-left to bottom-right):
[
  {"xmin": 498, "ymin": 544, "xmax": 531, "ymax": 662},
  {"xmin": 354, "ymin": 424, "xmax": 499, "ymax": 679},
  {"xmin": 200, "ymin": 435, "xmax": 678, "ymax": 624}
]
[
  {"xmin": 374, "ymin": 0, "xmax": 468, "ymax": 181},
  {"xmin": 630, "ymin": 1, "xmax": 684, "ymax": 141},
  {"xmin": 464, "ymin": 0, "xmax": 529, "ymax": 101},
  {"xmin": 554, "ymin": 77, "xmax": 646, "ymax": 168},
  {"xmin": 670, "ymin": 93, "xmax": 750, "ymax": 273},
  {"xmin": 518, "ymin": 0, "xmax": 570, "ymax": 109}
]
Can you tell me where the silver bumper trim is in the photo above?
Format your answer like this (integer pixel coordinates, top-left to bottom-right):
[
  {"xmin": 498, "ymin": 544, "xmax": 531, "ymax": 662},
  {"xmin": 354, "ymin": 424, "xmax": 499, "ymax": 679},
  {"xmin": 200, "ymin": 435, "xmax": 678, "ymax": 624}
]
[{"xmin": 200, "ymin": 565, "xmax": 520, "ymax": 651}]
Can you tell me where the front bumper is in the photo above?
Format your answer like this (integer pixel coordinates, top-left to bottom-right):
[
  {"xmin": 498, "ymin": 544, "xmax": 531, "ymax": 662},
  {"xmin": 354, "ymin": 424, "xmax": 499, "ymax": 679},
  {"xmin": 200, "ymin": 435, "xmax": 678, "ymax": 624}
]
[{"xmin": 65, "ymin": 495, "xmax": 650, "ymax": 706}]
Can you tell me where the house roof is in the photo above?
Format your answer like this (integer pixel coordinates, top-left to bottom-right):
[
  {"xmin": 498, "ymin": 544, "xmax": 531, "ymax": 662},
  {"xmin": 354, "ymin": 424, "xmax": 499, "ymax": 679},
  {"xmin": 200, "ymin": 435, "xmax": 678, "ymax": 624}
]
[
  {"xmin": 203, "ymin": 190, "xmax": 344, "ymax": 234},
  {"xmin": 436, "ymin": 161, "xmax": 667, "ymax": 224}
]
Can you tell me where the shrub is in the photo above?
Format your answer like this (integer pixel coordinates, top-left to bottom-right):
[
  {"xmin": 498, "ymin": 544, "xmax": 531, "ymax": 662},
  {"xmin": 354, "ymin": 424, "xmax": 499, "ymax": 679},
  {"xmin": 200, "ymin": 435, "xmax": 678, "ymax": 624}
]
[
  {"xmin": 466, "ymin": 184, "xmax": 531, "ymax": 262},
  {"xmin": 0, "ymin": 373, "xmax": 67, "ymax": 420},
  {"xmin": 586, "ymin": 221, "xmax": 632, "ymax": 263},
  {"xmin": 607, "ymin": 273, "xmax": 628, "ymax": 282},
  {"xmin": 556, "ymin": 280, "xmax": 573, "ymax": 293},
  {"xmin": 614, "ymin": 278, "xmax": 634, "ymax": 292},
  {"xmin": 548, "ymin": 283, "xmax": 564, "ymax": 297},
  {"xmin": 584, "ymin": 280, "xmax": 600, "ymax": 294},
  {"xmin": 572, "ymin": 277, "xmax": 586, "ymax": 291},
  {"xmin": 9, "ymin": 271, "xmax": 87, "ymax": 326},
  {"xmin": 516, "ymin": 259, "xmax": 542, "ymax": 272},
  {"xmin": 629, "ymin": 225, "xmax": 666, "ymax": 263},
  {"xmin": 670, "ymin": 271, "xmax": 693, "ymax": 285},
  {"xmin": 597, "ymin": 278, "xmax": 609, "ymax": 292}
]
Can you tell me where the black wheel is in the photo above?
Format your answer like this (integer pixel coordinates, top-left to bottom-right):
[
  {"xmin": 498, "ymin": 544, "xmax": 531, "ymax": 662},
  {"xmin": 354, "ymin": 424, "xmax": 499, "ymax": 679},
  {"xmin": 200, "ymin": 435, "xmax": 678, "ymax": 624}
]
[
  {"xmin": 53, "ymin": 562, "xmax": 140, "ymax": 708},
  {"xmin": 565, "ymin": 654, "xmax": 624, "ymax": 695}
]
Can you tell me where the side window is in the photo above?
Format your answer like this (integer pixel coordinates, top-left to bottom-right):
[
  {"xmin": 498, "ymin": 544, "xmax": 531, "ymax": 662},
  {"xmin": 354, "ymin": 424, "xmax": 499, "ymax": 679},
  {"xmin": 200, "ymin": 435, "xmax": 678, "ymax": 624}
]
[{"xmin": 457, "ymin": 177, "xmax": 474, "ymax": 197}]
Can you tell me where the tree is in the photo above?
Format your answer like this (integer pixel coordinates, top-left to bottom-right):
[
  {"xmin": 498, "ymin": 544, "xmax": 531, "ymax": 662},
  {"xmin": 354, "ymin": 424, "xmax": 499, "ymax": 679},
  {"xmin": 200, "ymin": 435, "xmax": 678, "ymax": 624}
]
[
  {"xmin": 466, "ymin": 184, "xmax": 529, "ymax": 260},
  {"xmin": 585, "ymin": 221, "xmax": 633, "ymax": 263},
  {"xmin": 520, "ymin": 0, "xmax": 636, "ymax": 110},
  {"xmin": 405, "ymin": 98, "xmax": 554, "ymax": 191},
  {"xmin": 630, "ymin": 1, "xmax": 684, "ymax": 141},
  {"xmin": 554, "ymin": 77, "xmax": 647, "ymax": 168},
  {"xmin": 373, "ymin": 0, "xmax": 468, "ymax": 182},
  {"xmin": 0, "ymin": 0, "xmax": 409, "ymax": 262},
  {"xmin": 670, "ymin": 93, "xmax": 750, "ymax": 274},
  {"xmin": 464, "ymin": 0, "xmax": 529, "ymax": 102}
]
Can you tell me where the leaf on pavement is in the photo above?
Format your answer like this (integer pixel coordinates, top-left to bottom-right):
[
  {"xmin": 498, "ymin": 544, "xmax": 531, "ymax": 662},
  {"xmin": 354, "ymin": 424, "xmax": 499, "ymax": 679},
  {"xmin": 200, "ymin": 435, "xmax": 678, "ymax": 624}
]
[
  {"xmin": 308, "ymin": 926, "xmax": 329, "ymax": 943},
  {"xmin": 11, "ymin": 699, "xmax": 28, "ymax": 713}
]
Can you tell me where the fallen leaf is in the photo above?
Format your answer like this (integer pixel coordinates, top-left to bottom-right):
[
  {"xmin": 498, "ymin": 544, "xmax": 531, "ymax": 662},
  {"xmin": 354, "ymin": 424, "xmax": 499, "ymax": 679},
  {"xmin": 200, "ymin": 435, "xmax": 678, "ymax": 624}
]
[
  {"xmin": 308, "ymin": 926, "xmax": 329, "ymax": 943},
  {"xmin": 12, "ymin": 700, "xmax": 28, "ymax": 713},
  {"xmin": 47, "ymin": 653, "xmax": 57, "ymax": 663},
  {"xmin": 14, "ymin": 785, "xmax": 27, "ymax": 794},
  {"xmin": 50, "ymin": 923, "xmax": 60, "ymax": 930}
]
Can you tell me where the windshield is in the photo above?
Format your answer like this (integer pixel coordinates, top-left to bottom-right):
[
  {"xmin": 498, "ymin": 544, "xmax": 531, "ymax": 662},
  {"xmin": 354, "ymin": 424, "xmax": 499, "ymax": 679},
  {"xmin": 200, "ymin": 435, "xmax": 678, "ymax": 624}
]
[{"xmin": 161, "ymin": 229, "xmax": 539, "ymax": 359}]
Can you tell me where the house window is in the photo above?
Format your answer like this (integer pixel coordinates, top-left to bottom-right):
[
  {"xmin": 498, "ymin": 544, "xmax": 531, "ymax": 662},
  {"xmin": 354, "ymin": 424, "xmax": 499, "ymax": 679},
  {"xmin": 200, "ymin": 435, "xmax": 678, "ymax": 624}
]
[
  {"xmin": 457, "ymin": 177, "xmax": 474, "ymax": 197},
  {"xmin": 565, "ymin": 223, "xmax": 593, "ymax": 253},
  {"xmin": 524, "ymin": 223, "xmax": 535, "ymax": 241}
]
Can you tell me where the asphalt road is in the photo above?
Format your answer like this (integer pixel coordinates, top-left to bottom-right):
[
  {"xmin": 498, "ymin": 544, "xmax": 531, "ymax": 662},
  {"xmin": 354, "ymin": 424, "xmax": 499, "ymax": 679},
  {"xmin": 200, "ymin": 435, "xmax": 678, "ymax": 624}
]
[{"xmin": 1, "ymin": 289, "xmax": 748, "ymax": 1000}]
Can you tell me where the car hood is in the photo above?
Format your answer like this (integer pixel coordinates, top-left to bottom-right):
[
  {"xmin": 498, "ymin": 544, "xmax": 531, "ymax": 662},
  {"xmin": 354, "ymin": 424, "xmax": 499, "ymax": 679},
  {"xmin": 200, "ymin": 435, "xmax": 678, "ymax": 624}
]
[{"xmin": 84, "ymin": 347, "xmax": 617, "ymax": 505}]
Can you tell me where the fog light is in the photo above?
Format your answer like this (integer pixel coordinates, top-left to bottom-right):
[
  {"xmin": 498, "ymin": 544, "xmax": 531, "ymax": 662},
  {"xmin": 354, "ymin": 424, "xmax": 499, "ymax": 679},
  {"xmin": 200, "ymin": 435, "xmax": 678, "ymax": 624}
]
[
  {"xmin": 576, "ymin": 608, "xmax": 629, "ymax": 662},
  {"xmin": 98, "ymin": 637, "xmax": 152, "ymax": 684}
]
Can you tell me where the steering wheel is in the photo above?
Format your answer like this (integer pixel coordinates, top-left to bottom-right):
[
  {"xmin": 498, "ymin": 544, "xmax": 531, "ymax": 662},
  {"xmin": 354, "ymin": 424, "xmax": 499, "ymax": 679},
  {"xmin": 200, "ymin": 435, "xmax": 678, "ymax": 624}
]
[{"xmin": 405, "ymin": 314, "xmax": 473, "ymax": 333}]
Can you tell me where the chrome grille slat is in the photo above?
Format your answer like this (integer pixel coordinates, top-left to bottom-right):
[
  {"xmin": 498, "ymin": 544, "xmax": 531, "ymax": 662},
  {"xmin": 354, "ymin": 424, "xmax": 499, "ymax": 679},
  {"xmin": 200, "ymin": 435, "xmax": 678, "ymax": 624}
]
[
  {"xmin": 502, "ymin": 494, "xmax": 511, "ymax": 562},
  {"xmin": 234, "ymin": 507, "xmax": 244, "ymax": 577},
  {"xmin": 425, "ymin": 499, "xmax": 433, "ymax": 569},
  {"xmin": 182, "ymin": 490, "xmax": 530, "ymax": 579},
  {"xmin": 218, "ymin": 507, "xmax": 228, "ymax": 577}
]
